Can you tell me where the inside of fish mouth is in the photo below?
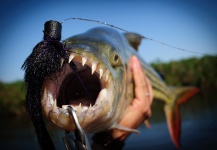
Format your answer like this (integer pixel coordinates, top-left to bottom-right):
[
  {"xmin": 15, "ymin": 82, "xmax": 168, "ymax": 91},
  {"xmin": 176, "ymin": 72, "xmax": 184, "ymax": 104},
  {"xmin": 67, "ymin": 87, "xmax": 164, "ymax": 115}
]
[{"xmin": 57, "ymin": 62, "xmax": 101, "ymax": 107}]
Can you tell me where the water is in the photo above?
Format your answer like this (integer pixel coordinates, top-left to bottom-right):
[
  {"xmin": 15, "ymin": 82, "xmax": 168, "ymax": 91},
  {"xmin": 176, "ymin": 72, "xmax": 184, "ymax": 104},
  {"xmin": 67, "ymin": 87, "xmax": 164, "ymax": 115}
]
[
  {"xmin": 124, "ymin": 95, "xmax": 217, "ymax": 150},
  {"xmin": 1, "ymin": 96, "xmax": 217, "ymax": 150},
  {"xmin": 125, "ymin": 118, "xmax": 217, "ymax": 149}
]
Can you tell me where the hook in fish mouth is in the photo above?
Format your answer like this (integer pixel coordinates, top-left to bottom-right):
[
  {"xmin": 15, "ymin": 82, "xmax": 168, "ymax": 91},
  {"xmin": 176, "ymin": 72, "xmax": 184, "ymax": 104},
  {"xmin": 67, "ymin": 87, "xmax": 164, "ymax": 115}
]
[{"xmin": 41, "ymin": 50, "xmax": 114, "ymax": 132}]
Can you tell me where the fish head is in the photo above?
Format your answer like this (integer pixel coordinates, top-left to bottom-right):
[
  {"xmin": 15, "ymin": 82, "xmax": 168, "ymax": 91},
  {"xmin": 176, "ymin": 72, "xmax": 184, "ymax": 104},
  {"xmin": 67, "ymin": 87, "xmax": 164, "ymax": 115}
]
[{"xmin": 41, "ymin": 27, "xmax": 132, "ymax": 132}]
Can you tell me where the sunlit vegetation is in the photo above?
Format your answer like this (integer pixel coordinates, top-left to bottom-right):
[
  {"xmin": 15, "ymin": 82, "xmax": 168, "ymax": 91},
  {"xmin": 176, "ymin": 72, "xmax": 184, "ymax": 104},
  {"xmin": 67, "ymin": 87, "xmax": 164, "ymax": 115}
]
[
  {"xmin": 151, "ymin": 56, "xmax": 217, "ymax": 88},
  {"xmin": 0, "ymin": 81, "xmax": 26, "ymax": 116}
]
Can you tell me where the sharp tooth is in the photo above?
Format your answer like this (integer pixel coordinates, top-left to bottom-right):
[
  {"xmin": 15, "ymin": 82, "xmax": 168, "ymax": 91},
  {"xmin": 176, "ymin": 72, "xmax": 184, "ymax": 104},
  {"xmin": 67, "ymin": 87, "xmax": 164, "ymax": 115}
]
[
  {"xmin": 76, "ymin": 103, "xmax": 82, "ymax": 114},
  {"xmin": 82, "ymin": 57, "xmax": 87, "ymax": 66},
  {"xmin": 60, "ymin": 58, "xmax": 64, "ymax": 67},
  {"xmin": 68, "ymin": 54, "xmax": 75, "ymax": 63},
  {"xmin": 99, "ymin": 69, "xmax": 103, "ymax": 79},
  {"xmin": 92, "ymin": 62, "xmax": 97, "ymax": 74},
  {"xmin": 88, "ymin": 104, "xmax": 92, "ymax": 113},
  {"xmin": 42, "ymin": 88, "xmax": 47, "ymax": 101},
  {"xmin": 52, "ymin": 99, "xmax": 58, "ymax": 112}
]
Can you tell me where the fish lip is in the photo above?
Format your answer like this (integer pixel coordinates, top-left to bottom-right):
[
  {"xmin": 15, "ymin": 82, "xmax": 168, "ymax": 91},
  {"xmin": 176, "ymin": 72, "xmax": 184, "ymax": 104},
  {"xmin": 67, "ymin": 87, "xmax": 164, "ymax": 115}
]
[{"xmin": 41, "ymin": 45, "xmax": 115, "ymax": 131}]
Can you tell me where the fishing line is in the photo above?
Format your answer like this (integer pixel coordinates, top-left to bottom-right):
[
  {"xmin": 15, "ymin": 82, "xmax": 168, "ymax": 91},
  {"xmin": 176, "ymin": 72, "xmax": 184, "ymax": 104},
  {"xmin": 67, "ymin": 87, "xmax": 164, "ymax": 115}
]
[
  {"xmin": 62, "ymin": 17, "xmax": 214, "ymax": 57},
  {"xmin": 62, "ymin": 18, "xmax": 129, "ymax": 32},
  {"xmin": 70, "ymin": 61, "xmax": 91, "ymax": 98}
]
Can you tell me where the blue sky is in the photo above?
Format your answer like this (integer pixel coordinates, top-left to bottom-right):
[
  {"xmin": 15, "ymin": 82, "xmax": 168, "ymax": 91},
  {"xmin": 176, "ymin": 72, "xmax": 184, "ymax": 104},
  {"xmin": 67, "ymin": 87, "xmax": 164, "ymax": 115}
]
[{"xmin": 0, "ymin": 0, "xmax": 216, "ymax": 82}]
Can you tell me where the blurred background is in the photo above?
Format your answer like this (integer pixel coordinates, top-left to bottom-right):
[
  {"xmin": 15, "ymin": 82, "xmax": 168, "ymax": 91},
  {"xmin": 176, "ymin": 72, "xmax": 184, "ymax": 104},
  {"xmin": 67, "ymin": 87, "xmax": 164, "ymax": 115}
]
[{"xmin": 0, "ymin": 0, "xmax": 216, "ymax": 149}]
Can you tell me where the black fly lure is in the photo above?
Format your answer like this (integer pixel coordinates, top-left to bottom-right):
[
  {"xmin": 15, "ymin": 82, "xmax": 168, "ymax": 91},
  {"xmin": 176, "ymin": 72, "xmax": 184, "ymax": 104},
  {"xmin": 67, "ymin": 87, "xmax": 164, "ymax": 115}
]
[{"xmin": 22, "ymin": 20, "xmax": 68, "ymax": 149}]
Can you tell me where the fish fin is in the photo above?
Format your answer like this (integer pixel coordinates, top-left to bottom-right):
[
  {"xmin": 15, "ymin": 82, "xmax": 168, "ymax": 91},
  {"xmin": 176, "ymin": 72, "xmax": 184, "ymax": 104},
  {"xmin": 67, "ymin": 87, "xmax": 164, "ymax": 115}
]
[
  {"xmin": 110, "ymin": 124, "xmax": 140, "ymax": 134},
  {"xmin": 144, "ymin": 119, "xmax": 151, "ymax": 128},
  {"xmin": 164, "ymin": 104, "xmax": 181, "ymax": 148},
  {"xmin": 123, "ymin": 32, "xmax": 142, "ymax": 51},
  {"xmin": 164, "ymin": 87, "xmax": 199, "ymax": 148},
  {"xmin": 172, "ymin": 87, "xmax": 200, "ymax": 105}
]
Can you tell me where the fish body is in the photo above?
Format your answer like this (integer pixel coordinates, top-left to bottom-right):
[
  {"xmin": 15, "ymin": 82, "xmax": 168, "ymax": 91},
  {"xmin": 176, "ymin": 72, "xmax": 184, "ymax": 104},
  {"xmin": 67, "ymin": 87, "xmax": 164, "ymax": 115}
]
[{"xmin": 39, "ymin": 27, "xmax": 198, "ymax": 148}]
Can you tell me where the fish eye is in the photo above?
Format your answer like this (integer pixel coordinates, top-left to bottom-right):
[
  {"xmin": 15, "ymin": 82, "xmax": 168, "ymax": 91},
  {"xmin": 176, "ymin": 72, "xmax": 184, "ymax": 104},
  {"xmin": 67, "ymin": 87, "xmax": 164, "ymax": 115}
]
[
  {"xmin": 111, "ymin": 51, "xmax": 121, "ymax": 67},
  {"xmin": 114, "ymin": 53, "xmax": 119, "ymax": 62}
]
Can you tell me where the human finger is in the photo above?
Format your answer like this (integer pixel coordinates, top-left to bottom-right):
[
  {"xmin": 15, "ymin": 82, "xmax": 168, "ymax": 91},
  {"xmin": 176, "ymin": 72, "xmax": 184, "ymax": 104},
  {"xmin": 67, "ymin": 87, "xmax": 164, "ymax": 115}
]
[
  {"xmin": 130, "ymin": 56, "xmax": 153, "ymax": 117},
  {"xmin": 131, "ymin": 56, "xmax": 147, "ymax": 101},
  {"xmin": 143, "ymin": 73, "xmax": 154, "ymax": 104}
]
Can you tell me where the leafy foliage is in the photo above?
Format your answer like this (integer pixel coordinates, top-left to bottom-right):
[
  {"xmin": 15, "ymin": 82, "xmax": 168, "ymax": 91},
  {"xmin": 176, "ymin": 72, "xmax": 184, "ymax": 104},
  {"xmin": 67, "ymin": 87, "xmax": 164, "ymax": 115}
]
[
  {"xmin": 151, "ymin": 56, "xmax": 217, "ymax": 88},
  {"xmin": 0, "ymin": 81, "xmax": 26, "ymax": 116}
]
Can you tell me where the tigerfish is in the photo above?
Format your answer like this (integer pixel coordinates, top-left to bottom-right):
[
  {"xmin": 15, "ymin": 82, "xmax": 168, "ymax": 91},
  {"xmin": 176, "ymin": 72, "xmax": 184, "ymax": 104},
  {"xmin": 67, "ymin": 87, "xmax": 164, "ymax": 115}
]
[{"xmin": 41, "ymin": 27, "xmax": 199, "ymax": 148}]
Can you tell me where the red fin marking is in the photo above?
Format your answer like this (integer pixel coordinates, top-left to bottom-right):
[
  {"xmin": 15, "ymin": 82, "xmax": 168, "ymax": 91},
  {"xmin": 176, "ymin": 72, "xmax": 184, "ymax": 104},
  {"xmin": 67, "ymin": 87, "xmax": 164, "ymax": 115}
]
[
  {"xmin": 164, "ymin": 105, "xmax": 181, "ymax": 148},
  {"xmin": 164, "ymin": 87, "xmax": 199, "ymax": 148},
  {"xmin": 177, "ymin": 88, "xmax": 199, "ymax": 105}
]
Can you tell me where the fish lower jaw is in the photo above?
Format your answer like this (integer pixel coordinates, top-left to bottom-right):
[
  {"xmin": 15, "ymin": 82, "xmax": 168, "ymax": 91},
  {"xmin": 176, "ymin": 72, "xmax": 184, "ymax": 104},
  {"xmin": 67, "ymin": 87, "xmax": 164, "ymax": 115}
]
[{"xmin": 41, "ymin": 87, "xmax": 113, "ymax": 132}]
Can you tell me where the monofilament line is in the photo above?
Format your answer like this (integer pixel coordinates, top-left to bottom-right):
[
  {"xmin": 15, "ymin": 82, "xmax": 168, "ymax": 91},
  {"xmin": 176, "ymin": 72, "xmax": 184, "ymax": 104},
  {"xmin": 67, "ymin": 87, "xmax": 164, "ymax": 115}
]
[
  {"xmin": 62, "ymin": 18, "xmax": 214, "ymax": 57},
  {"xmin": 70, "ymin": 61, "xmax": 91, "ymax": 98},
  {"xmin": 62, "ymin": 18, "xmax": 129, "ymax": 32}
]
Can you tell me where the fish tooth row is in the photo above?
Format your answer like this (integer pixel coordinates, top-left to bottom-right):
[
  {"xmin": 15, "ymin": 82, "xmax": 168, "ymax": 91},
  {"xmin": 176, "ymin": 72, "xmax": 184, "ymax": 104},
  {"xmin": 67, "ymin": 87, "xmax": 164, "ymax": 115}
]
[
  {"xmin": 61, "ymin": 103, "xmax": 96, "ymax": 115},
  {"xmin": 66, "ymin": 53, "xmax": 111, "ymax": 82}
]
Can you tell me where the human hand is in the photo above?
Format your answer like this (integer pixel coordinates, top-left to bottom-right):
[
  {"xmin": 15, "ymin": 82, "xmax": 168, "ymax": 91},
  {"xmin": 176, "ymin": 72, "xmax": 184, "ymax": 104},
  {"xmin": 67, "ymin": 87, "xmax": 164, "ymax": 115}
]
[
  {"xmin": 91, "ymin": 56, "xmax": 154, "ymax": 149},
  {"xmin": 111, "ymin": 55, "xmax": 154, "ymax": 141}
]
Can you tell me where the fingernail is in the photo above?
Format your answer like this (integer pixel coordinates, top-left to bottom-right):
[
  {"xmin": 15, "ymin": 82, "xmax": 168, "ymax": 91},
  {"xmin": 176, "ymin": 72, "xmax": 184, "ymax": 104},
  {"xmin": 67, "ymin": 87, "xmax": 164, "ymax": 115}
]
[{"xmin": 132, "ymin": 55, "xmax": 138, "ymax": 62}]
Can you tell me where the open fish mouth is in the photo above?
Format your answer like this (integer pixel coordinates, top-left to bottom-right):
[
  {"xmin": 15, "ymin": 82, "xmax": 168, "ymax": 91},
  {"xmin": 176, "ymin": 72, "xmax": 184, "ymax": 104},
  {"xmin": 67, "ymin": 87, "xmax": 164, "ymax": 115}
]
[{"xmin": 41, "ymin": 47, "xmax": 114, "ymax": 131}]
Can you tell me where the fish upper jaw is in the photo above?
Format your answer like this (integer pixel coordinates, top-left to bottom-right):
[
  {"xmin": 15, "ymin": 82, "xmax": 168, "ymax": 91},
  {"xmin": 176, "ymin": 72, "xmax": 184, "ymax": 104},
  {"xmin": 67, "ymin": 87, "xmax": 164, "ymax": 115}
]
[{"xmin": 41, "ymin": 47, "xmax": 116, "ymax": 132}]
